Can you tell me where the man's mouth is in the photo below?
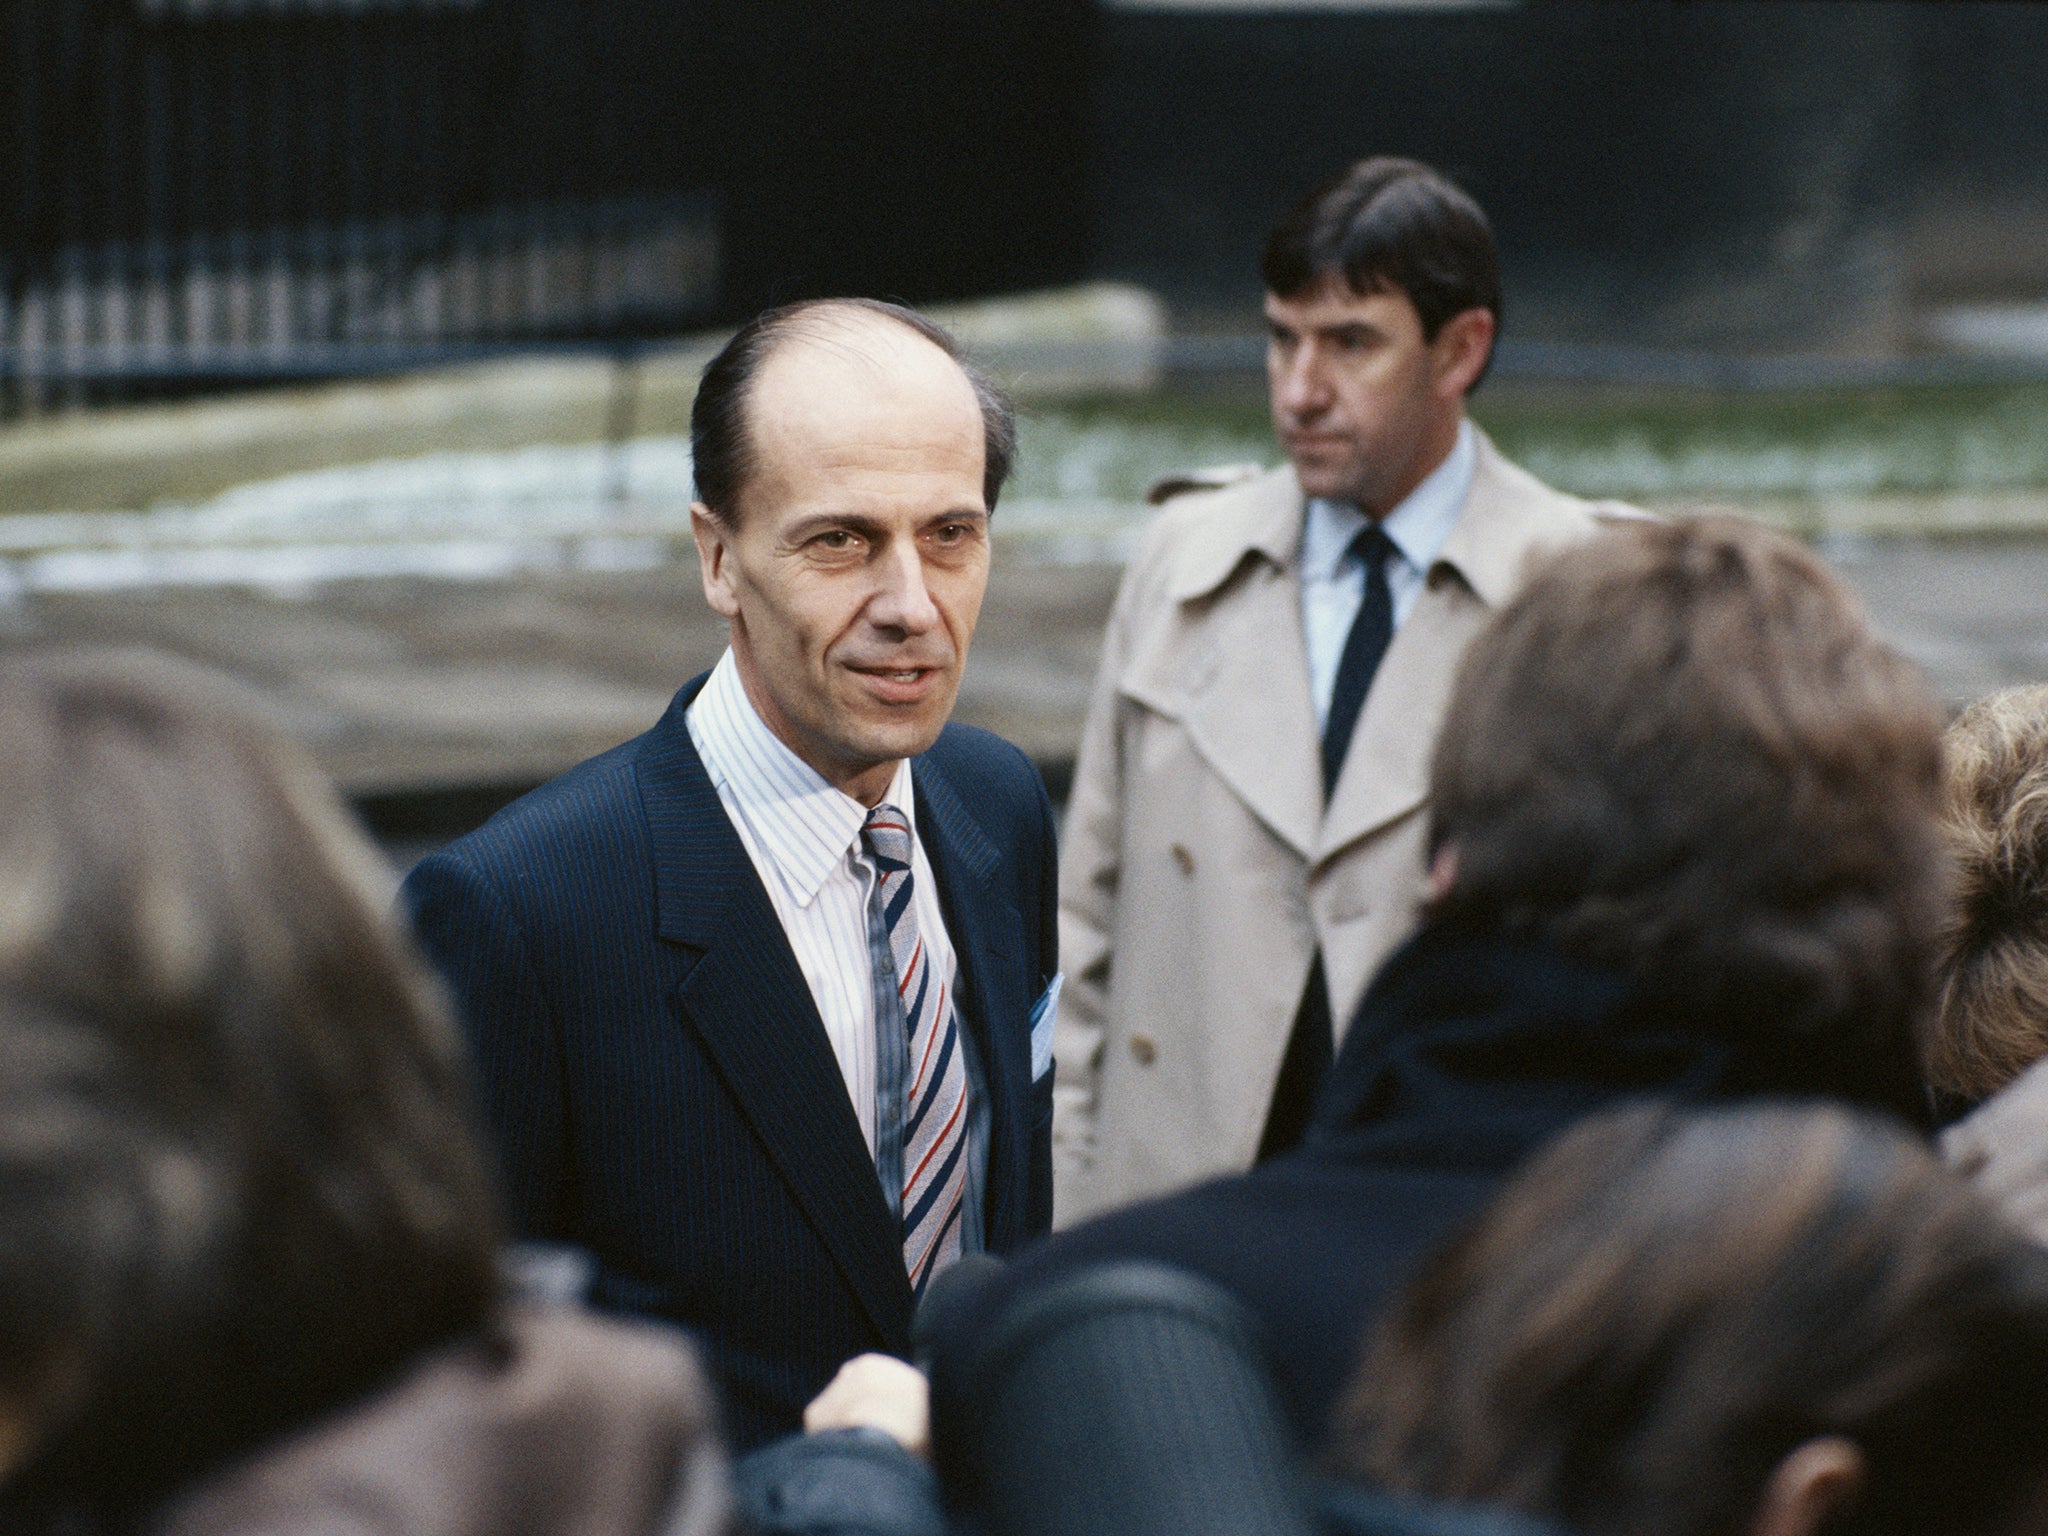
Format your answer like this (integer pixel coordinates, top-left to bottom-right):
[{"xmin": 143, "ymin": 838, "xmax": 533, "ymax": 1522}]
[{"xmin": 847, "ymin": 663, "xmax": 947, "ymax": 703}]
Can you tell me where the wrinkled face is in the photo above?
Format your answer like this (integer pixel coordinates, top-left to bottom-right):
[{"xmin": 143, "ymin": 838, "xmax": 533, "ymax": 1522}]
[
  {"xmin": 1266, "ymin": 276, "xmax": 1471, "ymax": 514},
  {"xmin": 692, "ymin": 320, "xmax": 990, "ymax": 805}
]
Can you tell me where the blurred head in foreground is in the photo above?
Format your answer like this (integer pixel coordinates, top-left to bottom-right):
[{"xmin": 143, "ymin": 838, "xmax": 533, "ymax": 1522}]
[
  {"xmin": 0, "ymin": 650, "xmax": 499, "ymax": 1524},
  {"xmin": 1335, "ymin": 1102, "xmax": 2048, "ymax": 1536},
  {"xmin": 1423, "ymin": 514, "xmax": 1946, "ymax": 1119},
  {"xmin": 1927, "ymin": 683, "xmax": 2048, "ymax": 1106}
]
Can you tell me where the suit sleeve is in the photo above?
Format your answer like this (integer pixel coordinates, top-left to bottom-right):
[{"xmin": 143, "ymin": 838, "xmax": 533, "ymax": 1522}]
[
  {"xmin": 1051, "ymin": 559, "xmax": 1140, "ymax": 1223},
  {"xmin": 402, "ymin": 848, "xmax": 571, "ymax": 1241}
]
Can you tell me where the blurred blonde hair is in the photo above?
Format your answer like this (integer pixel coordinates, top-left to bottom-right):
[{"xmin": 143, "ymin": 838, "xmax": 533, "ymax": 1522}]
[{"xmin": 1929, "ymin": 683, "xmax": 2048, "ymax": 1103}]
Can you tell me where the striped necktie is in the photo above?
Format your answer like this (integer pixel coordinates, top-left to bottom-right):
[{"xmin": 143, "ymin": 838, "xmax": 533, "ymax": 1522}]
[{"xmin": 862, "ymin": 804, "xmax": 970, "ymax": 1299}]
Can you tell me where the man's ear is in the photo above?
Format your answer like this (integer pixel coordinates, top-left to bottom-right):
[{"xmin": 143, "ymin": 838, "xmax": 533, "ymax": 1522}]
[
  {"xmin": 1431, "ymin": 306, "xmax": 1496, "ymax": 400},
  {"xmin": 691, "ymin": 502, "xmax": 742, "ymax": 620},
  {"xmin": 1747, "ymin": 1437, "xmax": 1865, "ymax": 1536}
]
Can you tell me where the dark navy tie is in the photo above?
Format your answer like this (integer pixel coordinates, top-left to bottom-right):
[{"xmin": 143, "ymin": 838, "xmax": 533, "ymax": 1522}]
[
  {"xmin": 1263, "ymin": 524, "xmax": 1403, "ymax": 1162},
  {"xmin": 1320, "ymin": 524, "xmax": 1398, "ymax": 797}
]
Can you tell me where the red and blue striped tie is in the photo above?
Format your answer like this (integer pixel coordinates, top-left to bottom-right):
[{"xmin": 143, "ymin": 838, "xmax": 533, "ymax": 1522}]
[{"xmin": 862, "ymin": 805, "xmax": 969, "ymax": 1298}]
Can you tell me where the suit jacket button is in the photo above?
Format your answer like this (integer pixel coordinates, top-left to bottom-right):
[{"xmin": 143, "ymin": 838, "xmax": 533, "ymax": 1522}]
[
  {"xmin": 1170, "ymin": 843, "xmax": 1196, "ymax": 876},
  {"xmin": 1129, "ymin": 1033, "xmax": 1158, "ymax": 1065}
]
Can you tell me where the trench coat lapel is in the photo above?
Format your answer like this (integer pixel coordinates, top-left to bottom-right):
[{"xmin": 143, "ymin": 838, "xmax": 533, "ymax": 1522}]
[
  {"xmin": 1315, "ymin": 583, "xmax": 1479, "ymax": 865},
  {"xmin": 637, "ymin": 683, "xmax": 913, "ymax": 1345},
  {"xmin": 1122, "ymin": 471, "xmax": 1323, "ymax": 862},
  {"xmin": 1317, "ymin": 431, "xmax": 1583, "ymax": 864}
]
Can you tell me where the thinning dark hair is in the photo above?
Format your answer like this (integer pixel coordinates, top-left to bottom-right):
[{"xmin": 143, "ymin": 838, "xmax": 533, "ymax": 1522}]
[
  {"xmin": 0, "ymin": 649, "xmax": 501, "ymax": 1527},
  {"xmin": 1334, "ymin": 1102, "xmax": 2048, "ymax": 1536},
  {"xmin": 1262, "ymin": 156, "xmax": 1501, "ymax": 371},
  {"xmin": 691, "ymin": 297, "xmax": 1017, "ymax": 523},
  {"xmin": 1428, "ymin": 516, "xmax": 1946, "ymax": 1121}
]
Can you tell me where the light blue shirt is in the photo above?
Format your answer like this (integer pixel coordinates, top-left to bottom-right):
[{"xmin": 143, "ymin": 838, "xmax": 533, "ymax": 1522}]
[{"xmin": 1300, "ymin": 418, "xmax": 1476, "ymax": 730}]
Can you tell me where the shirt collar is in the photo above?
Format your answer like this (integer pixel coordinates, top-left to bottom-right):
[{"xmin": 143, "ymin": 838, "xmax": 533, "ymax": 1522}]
[
  {"xmin": 1303, "ymin": 417, "xmax": 1476, "ymax": 579},
  {"xmin": 690, "ymin": 649, "xmax": 916, "ymax": 907}
]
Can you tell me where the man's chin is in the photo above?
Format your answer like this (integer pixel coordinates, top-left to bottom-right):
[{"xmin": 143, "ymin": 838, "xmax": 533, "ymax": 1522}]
[
  {"xmin": 1289, "ymin": 461, "xmax": 1366, "ymax": 505},
  {"xmin": 839, "ymin": 701, "xmax": 954, "ymax": 769}
]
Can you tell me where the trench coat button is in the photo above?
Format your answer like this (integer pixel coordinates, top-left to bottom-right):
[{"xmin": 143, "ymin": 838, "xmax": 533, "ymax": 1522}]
[
  {"xmin": 1329, "ymin": 892, "xmax": 1371, "ymax": 924},
  {"xmin": 1129, "ymin": 1033, "xmax": 1158, "ymax": 1065},
  {"xmin": 1170, "ymin": 843, "xmax": 1196, "ymax": 876}
]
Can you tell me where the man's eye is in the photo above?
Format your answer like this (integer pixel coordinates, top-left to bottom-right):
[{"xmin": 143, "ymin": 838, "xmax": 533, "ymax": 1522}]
[
  {"xmin": 814, "ymin": 530, "xmax": 860, "ymax": 552},
  {"xmin": 932, "ymin": 523, "xmax": 967, "ymax": 544}
]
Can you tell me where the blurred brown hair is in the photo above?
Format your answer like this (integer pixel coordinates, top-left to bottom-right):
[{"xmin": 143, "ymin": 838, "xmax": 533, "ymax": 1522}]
[
  {"xmin": 1928, "ymin": 683, "xmax": 2048, "ymax": 1103},
  {"xmin": 0, "ymin": 649, "xmax": 500, "ymax": 1523},
  {"xmin": 1427, "ymin": 515, "xmax": 1946, "ymax": 1117},
  {"xmin": 1332, "ymin": 1102, "xmax": 2048, "ymax": 1536}
]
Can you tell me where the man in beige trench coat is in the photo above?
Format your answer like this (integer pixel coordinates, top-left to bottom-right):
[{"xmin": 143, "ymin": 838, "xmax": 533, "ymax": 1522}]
[{"xmin": 1054, "ymin": 156, "xmax": 1635, "ymax": 1224}]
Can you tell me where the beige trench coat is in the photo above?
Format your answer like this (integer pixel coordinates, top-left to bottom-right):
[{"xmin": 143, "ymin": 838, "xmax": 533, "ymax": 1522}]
[{"xmin": 1053, "ymin": 429, "xmax": 1623, "ymax": 1224}]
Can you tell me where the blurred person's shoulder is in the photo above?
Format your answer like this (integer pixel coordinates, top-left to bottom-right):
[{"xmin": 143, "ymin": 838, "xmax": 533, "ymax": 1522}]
[
  {"xmin": 1943, "ymin": 1055, "xmax": 2048, "ymax": 1248},
  {"xmin": 1125, "ymin": 461, "xmax": 1302, "ymax": 605},
  {"xmin": 149, "ymin": 1302, "xmax": 727, "ymax": 1536}
]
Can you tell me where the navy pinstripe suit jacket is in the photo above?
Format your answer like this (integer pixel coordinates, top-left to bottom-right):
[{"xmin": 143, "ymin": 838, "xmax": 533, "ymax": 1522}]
[{"xmin": 402, "ymin": 674, "xmax": 1058, "ymax": 1449}]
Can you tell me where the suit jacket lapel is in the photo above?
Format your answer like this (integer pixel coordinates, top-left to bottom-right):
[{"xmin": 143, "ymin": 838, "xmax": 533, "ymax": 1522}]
[
  {"xmin": 634, "ymin": 681, "xmax": 913, "ymax": 1343},
  {"xmin": 914, "ymin": 755, "xmax": 1032, "ymax": 1251}
]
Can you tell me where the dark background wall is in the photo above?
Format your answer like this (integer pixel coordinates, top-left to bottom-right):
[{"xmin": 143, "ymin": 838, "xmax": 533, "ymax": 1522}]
[
  {"xmin": 690, "ymin": 1, "xmax": 1098, "ymax": 314},
  {"xmin": 1093, "ymin": 1, "xmax": 2048, "ymax": 353},
  {"xmin": 0, "ymin": 0, "xmax": 1099, "ymax": 408},
  {"xmin": 8, "ymin": 0, "xmax": 2048, "ymax": 404}
]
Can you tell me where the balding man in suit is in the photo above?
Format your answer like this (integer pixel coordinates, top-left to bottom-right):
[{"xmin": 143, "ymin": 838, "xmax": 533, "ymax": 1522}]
[{"xmin": 406, "ymin": 300, "xmax": 1058, "ymax": 1448}]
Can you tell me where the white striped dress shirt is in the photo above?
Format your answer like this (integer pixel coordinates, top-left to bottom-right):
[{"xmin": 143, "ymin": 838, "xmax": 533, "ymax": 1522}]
[{"xmin": 686, "ymin": 648, "xmax": 963, "ymax": 1159}]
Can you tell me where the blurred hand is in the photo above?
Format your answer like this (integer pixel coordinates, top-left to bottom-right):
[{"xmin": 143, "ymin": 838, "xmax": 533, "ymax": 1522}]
[{"xmin": 803, "ymin": 1352, "xmax": 931, "ymax": 1458}]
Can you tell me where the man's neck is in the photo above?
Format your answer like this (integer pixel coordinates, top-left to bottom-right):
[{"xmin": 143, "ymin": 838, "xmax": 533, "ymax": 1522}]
[
  {"xmin": 1361, "ymin": 409, "xmax": 1465, "ymax": 521},
  {"xmin": 726, "ymin": 642, "xmax": 901, "ymax": 807}
]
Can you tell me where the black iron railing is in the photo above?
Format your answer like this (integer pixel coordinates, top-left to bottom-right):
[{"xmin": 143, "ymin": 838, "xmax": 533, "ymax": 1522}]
[{"xmin": 1, "ymin": 1, "xmax": 718, "ymax": 415}]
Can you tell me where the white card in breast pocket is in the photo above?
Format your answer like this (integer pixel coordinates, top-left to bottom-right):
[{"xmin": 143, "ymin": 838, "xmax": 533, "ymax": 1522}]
[{"xmin": 1029, "ymin": 972, "xmax": 1064, "ymax": 1082}]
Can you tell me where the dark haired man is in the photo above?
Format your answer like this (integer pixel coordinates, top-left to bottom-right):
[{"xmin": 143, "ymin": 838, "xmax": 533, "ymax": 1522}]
[
  {"xmin": 925, "ymin": 516, "xmax": 1946, "ymax": 1458},
  {"xmin": 405, "ymin": 299, "xmax": 1058, "ymax": 1449},
  {"xmin": 1054, "ymin": 157, "xmax": 1633, "ymax": 1223}
]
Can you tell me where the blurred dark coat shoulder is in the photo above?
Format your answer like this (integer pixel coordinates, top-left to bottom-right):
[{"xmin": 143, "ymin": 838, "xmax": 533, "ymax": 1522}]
[{"xmin": 937, "ymin": 921, "xmax": 1768, "ymax": 1450}]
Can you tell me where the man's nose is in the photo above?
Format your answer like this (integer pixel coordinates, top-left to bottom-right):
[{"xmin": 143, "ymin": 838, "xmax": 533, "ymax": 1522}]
[
  {"xmin": 869, "ymin": 542, "xmax": 941, "ymax": 634},
  {"xmin": 1273, "ymin": 342, "xmax": 1330, "ymax": 416}
]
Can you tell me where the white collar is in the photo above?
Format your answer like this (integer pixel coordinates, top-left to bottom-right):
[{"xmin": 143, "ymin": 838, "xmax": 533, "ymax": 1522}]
[
  {"xmin": 1301, "ymin": 417, "xmax": 1476, "ymax": 580},
  {"xmin": 690, "ymin": 649, "xmax": 916, "ymax": 907}
]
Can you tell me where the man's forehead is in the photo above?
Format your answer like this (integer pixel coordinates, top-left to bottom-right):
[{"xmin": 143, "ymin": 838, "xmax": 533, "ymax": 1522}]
[
  {"xmin": 749, "ymin": 318, "xmax": 973, "ymax": 431},
  {"xmin": 1264, "ymin": 275, "xmax": 1413, "ymax": 325},
  {"xmin": 735, "ymin": 315, "xmax": 985, "ymax": 513},
  {"xmin": 757, "ymin": 309, "xmax": 959, "ymax": 387}
]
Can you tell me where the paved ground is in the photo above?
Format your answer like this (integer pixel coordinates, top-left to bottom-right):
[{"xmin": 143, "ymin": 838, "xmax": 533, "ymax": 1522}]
[
  {"xmin": 1, "ymin": 536, "xmax": 2040, "ymax": 853},
  {"xmin": 0, "ymin": 556, "xmax": 1121, "ymax": 796},
  {"xmin": 1823, "ymin": 534, "xmax": 2048, "ymax": 705}
]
